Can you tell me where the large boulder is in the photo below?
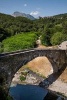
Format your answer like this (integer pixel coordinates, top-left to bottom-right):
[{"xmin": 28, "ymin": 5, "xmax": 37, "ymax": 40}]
[{"xmin": 58, "ymin": 41, "xmax": 67, "ymax": 50}]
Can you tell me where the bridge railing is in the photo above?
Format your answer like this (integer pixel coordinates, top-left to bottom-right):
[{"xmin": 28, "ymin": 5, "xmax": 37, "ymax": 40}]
[
  {"xmin": 0, "ymin": 48, "xmax": 66, "ymax": 57},
  {"xmin": 0, "ymin": 48, "xmax": 37, "ymax": 57}
]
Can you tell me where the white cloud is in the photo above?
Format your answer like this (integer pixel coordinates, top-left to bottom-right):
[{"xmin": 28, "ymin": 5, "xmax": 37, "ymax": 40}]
[
  {"xmin": 24, "ymin": 4, "xmax": 27, "ymax": 7},
  {"xmin": 30, "ymin": 11, "xmax": 39, "ymax": 16}
]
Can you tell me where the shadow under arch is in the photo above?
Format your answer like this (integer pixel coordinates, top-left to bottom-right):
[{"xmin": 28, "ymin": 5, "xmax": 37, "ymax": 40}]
[{"xmin": 0, "ymin": 49, "xmax": 66, "ymax": 99}]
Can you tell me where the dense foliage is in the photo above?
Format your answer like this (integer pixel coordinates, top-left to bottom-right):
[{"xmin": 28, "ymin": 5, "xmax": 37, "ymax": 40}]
[
  {"xmin": 2, "ymin": 32, "xmax": 37, "ymax": 52},
  {"xmin": 0, "ymin": 12, "xmax": 67, "ymax": 52},
  {"xmin": 50, "ymin": 32, "xmax": 64, "ymax": 45}
]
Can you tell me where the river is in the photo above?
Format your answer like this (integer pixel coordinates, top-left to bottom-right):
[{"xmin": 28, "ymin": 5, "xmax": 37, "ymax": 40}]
[{"xmin": 9, "ymin": 84, "xmax": 48, "ymax": 100}]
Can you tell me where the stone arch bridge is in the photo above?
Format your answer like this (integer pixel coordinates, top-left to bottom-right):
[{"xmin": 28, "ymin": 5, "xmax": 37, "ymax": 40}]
[{"xmin": 0, "ymin": 49, "xmax": 67, "ymax": 98}]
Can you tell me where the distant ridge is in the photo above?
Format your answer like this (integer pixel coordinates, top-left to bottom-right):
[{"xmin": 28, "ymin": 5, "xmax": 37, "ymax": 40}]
[
  {"xmin": 12, "ymin": 11, "xmax": 35, "ymax": 20},
  {"xmin": 38, "ymin": 13, "xmax": 67, "ymax": 19}
]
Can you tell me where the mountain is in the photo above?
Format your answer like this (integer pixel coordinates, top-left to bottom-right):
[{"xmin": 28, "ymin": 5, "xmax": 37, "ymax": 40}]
[
  {"xmin": 53, "ymin": 13, "xmax": 67, "ymax": 18},
  {"xmin": 12, "ymin": 11, "xmax": 35, "ymax": 20}
]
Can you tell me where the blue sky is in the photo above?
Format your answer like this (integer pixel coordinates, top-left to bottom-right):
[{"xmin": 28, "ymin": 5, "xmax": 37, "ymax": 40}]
[{"xmin": 0, "ymin": 0, "xmax": 67, "ymax": 17}]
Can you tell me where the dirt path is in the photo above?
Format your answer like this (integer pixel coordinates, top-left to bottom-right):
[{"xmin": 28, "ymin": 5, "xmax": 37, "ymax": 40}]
[{"xmin": 36, "ymin": 36, "xmax": 46, "ymax": 49}]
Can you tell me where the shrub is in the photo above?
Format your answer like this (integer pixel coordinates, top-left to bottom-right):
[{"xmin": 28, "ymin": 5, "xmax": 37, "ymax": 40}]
[
  {"xmin": 20, "ymin": 76, "xmax": 26, "ymax": 81},
  {"xmin": 2, "ymin": 32, "xmax": 37, "ymax": 52},
  {"xmin": 50, "ymin": 32, "xmax": 65, "ymax": 45}
]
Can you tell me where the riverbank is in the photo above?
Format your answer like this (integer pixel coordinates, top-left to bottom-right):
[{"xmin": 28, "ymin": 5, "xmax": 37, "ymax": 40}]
[
  {"xmin": 11, "ymin": 68, "xmax": 44, "ymax": 86},
  {"xmin": 48, "ymin": 79, "xmax": 67, "ymax": 97}
]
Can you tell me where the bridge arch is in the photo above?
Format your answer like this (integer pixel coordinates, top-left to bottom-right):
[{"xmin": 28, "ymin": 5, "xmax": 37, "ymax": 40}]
[{"xmin": 0, "ymin": 49, "xmax": 67, "ymax": 98}]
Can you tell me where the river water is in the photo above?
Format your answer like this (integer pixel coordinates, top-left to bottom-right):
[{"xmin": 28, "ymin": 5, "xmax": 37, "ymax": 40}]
[{"xmin": 9, "ymin": 84, "xmax": 48, "ymax": 100}]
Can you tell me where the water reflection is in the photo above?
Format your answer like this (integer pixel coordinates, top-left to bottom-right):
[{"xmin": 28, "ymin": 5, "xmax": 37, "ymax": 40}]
[{"xmin": 9, "ymin": 84, "xmax": 48, "ymax": 100}]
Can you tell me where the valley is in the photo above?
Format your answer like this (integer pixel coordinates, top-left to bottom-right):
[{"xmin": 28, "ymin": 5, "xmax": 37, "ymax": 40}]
[{"xmin": 0, "ymin": 11, "xmax": 67, "ymax": 100}]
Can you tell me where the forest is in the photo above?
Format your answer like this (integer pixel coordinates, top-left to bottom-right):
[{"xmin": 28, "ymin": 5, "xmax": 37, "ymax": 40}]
[{"xmin": 0, "ymin": 13, "xmax": 67, "ymax": 52}]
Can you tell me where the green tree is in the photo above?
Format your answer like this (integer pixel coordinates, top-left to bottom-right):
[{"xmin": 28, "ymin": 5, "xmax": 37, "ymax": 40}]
[
  {"xmin": 2, "ymin": 32, "xmax": 38, "ymax": 52},
  {"xmin": 0, "ymin": 27, "xmax": 9, "ymax": 42},
  {"xmin": 41, "ymin": 27, "xmax": 52, "ymax": 46},
  {"xmin": 62, "ymin": 21, "xmax": 67, "ymax": 34},
  {"xmin": 50, "ymin": 32, "xmax": 64, "ymax": 45}
]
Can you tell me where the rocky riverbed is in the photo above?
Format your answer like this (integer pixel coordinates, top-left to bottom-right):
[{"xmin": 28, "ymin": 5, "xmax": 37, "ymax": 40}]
[{"xmin": 11, "ymin": 68, "xmax": 44, "ymax": 86}]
